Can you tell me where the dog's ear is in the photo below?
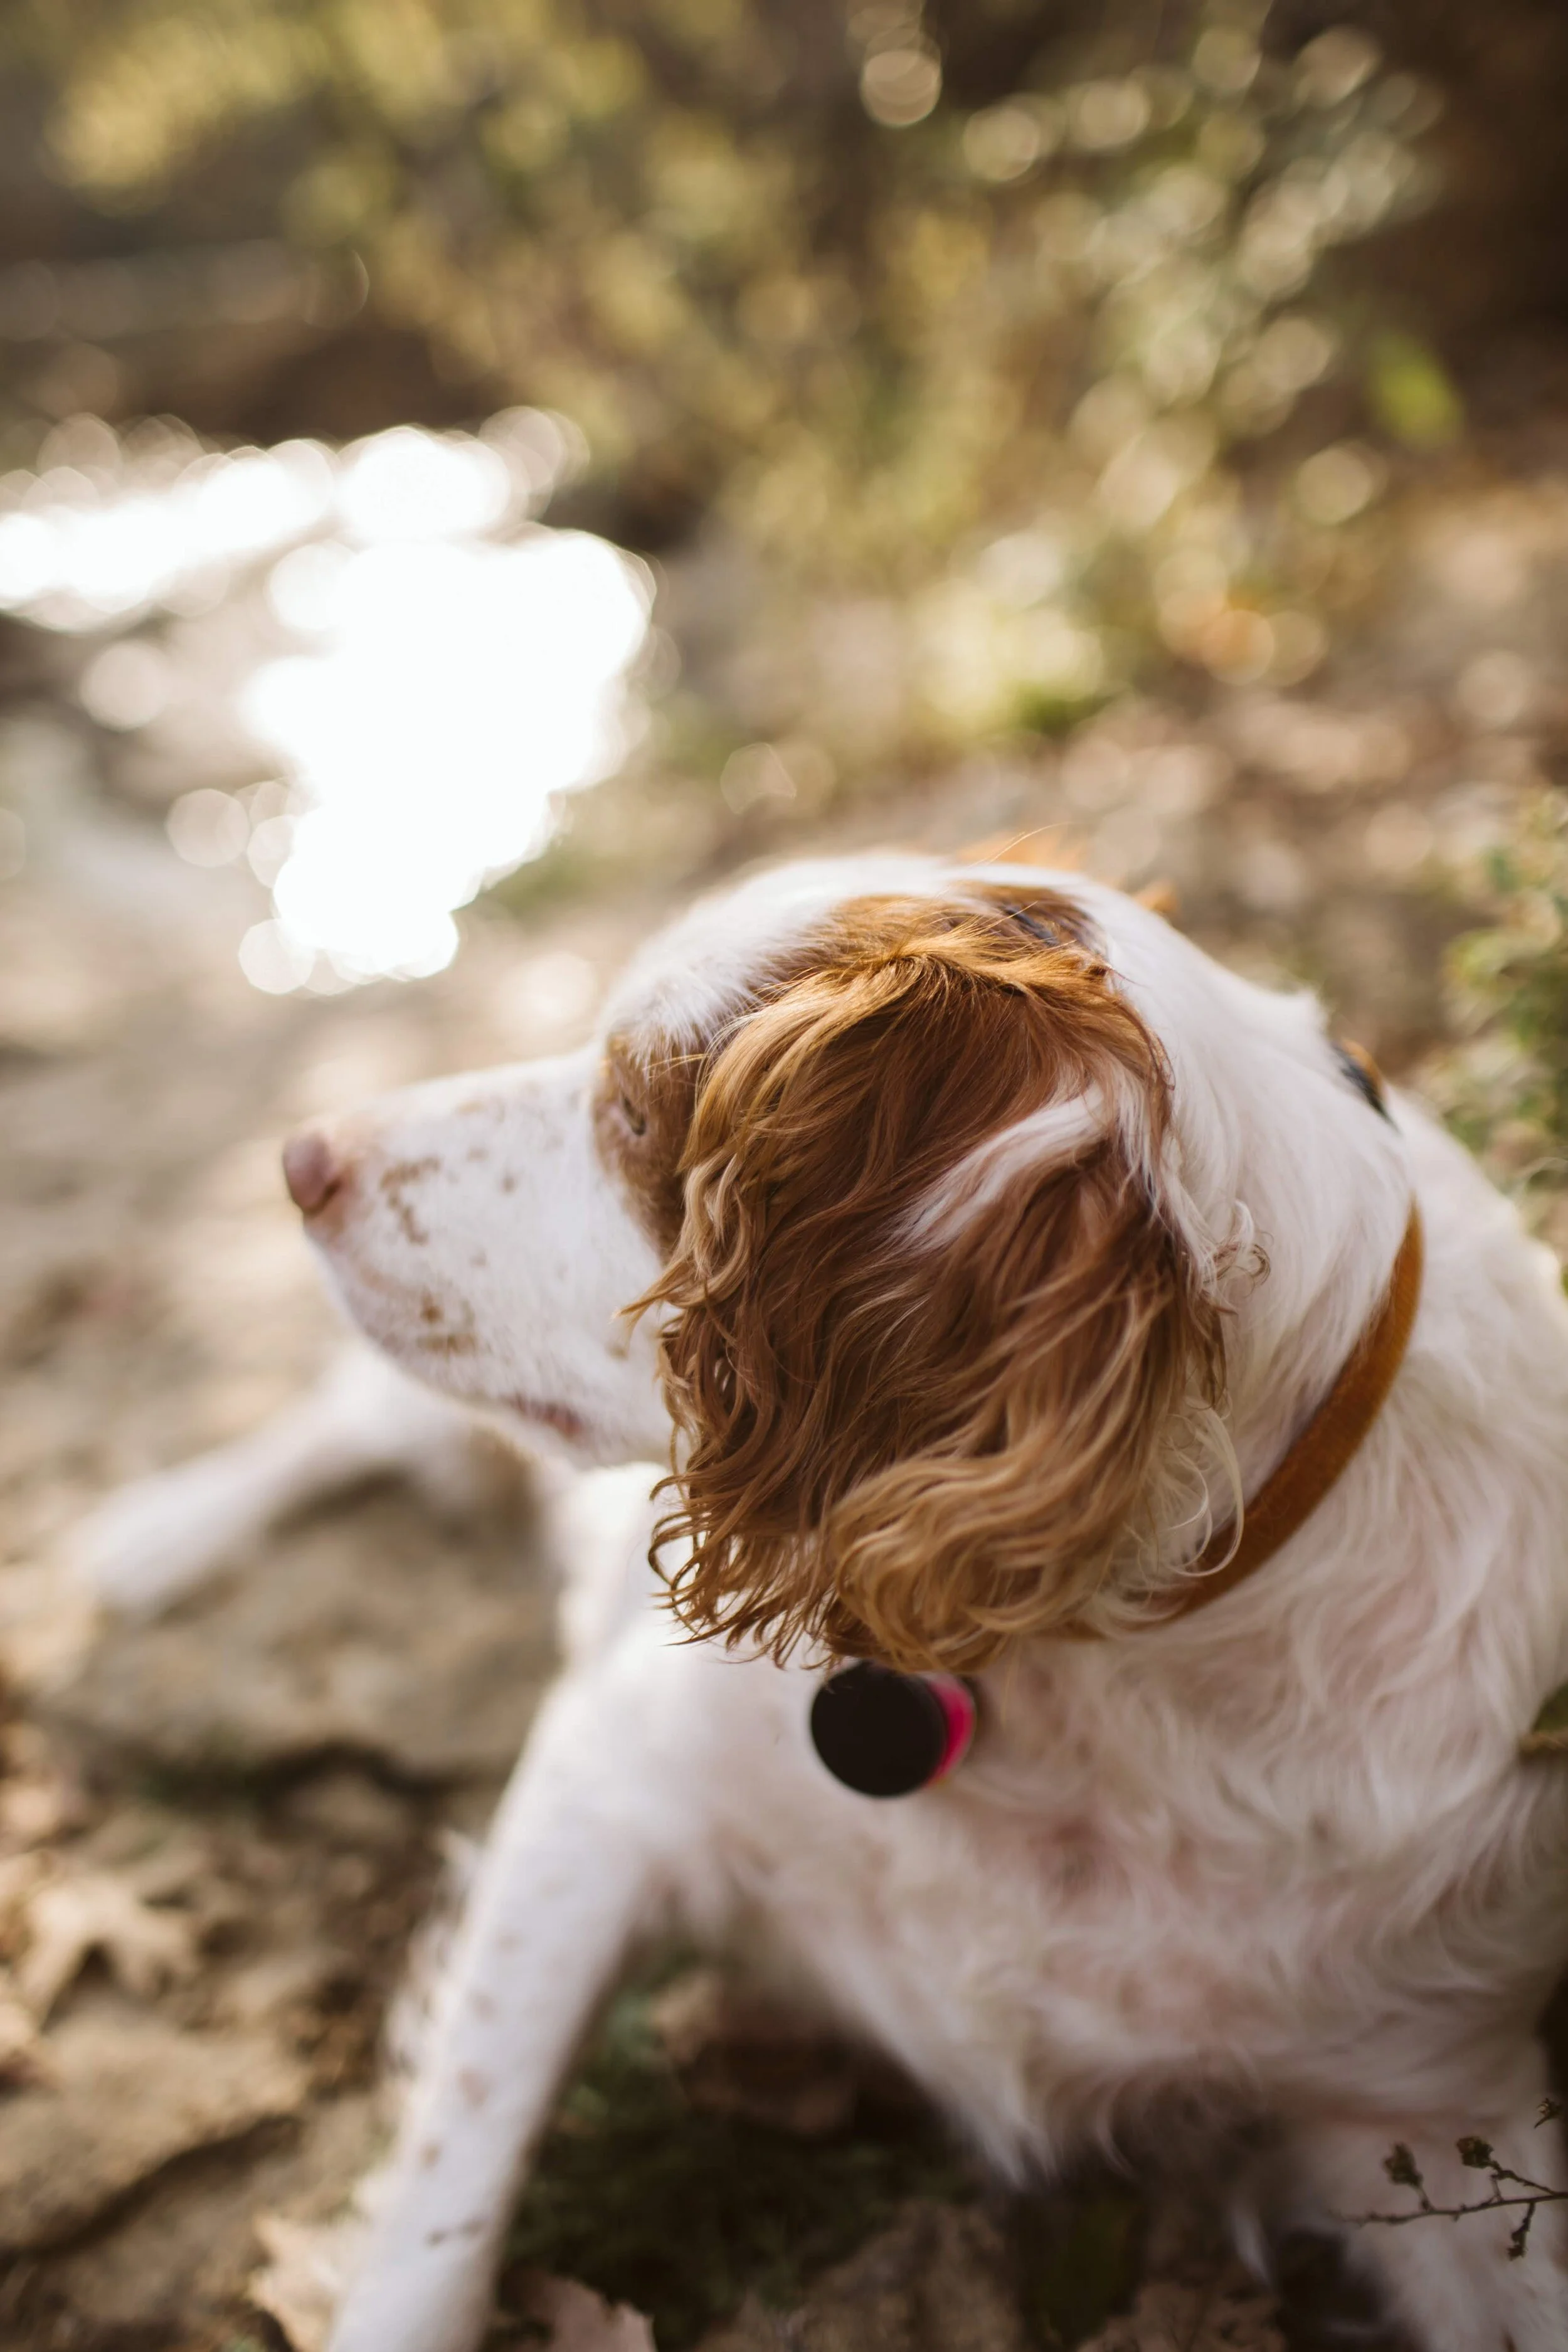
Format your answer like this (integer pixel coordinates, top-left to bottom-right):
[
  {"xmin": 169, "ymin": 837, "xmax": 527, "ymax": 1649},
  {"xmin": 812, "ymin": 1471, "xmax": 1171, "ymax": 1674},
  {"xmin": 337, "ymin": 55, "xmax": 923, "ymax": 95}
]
[{"xmin": 647, "ymin": 893, "xmax": 1227, "ymax": 1674}]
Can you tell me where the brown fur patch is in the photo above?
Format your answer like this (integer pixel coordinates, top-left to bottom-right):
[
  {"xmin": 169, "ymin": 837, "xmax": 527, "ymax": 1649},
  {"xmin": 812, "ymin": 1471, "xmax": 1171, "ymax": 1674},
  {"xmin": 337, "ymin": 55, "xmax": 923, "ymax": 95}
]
[
  {"xmin": 596, "ymin": 886, "xmax": 1096, "ymax": 1249},
  {"xmin": 379, "ymin": 1155, "xmax": 439, "ymax": 1248},
  {"xmin": 593, "ymin": 1036, "xmax": 703, "ymax": 1254},
  {"xmin": 586, "ymin": 886, "xmax": 1219, "ymax": 1669}
]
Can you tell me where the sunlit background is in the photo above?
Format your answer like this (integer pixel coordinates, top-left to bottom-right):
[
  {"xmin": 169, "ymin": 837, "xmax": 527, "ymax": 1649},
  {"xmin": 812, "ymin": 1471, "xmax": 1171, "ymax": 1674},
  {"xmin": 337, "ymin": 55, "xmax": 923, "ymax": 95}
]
[
  {"xmin": 0, "ymin": 0, "xmax": 1564, "ymax": 1189},
  {"xmin": 3, "ymin": 0, "xmax": 1551, "ymax": 1024},
  {"xmin": 0, "ymin": 411, "xmax": 650, "ymax": 986}
]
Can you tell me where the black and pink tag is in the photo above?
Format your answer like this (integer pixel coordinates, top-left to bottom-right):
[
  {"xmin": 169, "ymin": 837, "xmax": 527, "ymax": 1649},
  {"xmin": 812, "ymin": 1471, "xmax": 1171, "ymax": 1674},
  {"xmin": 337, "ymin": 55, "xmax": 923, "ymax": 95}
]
[{"xmin": 809, "ymin": 1661, "xmax": 977, "ymax": 1798}]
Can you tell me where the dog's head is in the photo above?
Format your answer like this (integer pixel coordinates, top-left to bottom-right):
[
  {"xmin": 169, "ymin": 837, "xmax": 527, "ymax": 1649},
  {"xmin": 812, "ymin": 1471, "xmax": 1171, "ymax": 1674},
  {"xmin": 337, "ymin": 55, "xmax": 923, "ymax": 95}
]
[{"xmin": 287, "ymin": 853, "xmax": 1397, "ymax": 1670}]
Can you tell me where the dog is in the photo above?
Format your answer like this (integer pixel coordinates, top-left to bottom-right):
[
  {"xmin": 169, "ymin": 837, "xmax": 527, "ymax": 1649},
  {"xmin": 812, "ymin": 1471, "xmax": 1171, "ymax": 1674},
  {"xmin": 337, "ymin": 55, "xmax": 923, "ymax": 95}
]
[{"xmin": 78, "ymin": 852, "xmax": 1568, "ymax": 2351}]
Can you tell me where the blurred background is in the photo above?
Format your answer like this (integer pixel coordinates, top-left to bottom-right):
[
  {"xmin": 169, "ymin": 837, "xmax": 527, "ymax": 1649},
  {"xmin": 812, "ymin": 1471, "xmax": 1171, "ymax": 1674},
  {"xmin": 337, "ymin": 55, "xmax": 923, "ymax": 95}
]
[{"xmin": 2, "ymin": 2, "xmax": 1568, "ymax": 2347}]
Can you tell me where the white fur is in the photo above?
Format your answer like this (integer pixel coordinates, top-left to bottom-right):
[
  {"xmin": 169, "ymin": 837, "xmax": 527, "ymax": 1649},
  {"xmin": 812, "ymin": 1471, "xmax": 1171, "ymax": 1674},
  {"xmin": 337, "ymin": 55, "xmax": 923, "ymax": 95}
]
[
  {"xmin": 82, "ymin": 856, "xmax": 1568, "ymax": 2350},
  {"xmin": 906, "ymin": 1086, "xmax": 1112, "ymax": 1244}
]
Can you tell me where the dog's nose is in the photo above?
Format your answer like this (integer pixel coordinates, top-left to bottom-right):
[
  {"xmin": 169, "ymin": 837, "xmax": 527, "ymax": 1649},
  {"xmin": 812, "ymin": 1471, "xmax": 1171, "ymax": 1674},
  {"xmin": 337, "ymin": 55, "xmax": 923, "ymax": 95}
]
[{"xmin": 282, "ymin": 1126, "xmax": 349, "ymax": 1217}]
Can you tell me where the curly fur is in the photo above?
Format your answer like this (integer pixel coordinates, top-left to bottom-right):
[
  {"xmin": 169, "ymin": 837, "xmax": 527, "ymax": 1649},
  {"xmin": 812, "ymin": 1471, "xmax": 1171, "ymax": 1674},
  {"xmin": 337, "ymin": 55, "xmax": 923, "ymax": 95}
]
[{"xmin": 643, "ymin": 893, "xmax": 1228, "ymax": 1670}]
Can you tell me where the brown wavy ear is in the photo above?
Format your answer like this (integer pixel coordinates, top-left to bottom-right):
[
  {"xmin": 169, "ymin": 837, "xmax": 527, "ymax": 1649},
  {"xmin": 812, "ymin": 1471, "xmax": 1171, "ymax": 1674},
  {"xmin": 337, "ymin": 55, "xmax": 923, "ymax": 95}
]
[{"xmin": 645, "ymin": 893, "xmax": 1226, "ymax": 1674}]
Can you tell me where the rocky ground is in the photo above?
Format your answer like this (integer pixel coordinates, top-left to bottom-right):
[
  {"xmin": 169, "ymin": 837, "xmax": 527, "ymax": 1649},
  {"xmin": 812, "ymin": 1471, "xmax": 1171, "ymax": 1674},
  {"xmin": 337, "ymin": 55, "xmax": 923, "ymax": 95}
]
[{"xmin": 4, "ymin": 416, "xmax": 1568, "ymax": 2349}]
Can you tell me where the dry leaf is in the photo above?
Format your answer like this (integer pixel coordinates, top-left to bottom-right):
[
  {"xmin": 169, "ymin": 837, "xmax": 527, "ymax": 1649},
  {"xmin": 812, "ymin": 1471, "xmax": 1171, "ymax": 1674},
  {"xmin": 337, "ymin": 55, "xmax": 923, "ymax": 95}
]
[
  {"xmin": 0, "ymin": 1720, "xmax": 87, "ymax": 1853},
  {"xmin": 250, "ymin": 2239, "xmax": 655, "ymax": 2352},
  {"xmin": 519, "ymin": 2272, "xmax": 657, "ymax": 2351},
  {"xmin": 0, "ymin": 1970, "xmax": 50, "ymax": 2085},
  {"xmin": 14, "ymin": 1867, "xmax": 199, "ymax": 2016},
  {"xmin": 251, "ymin": 2212, "xmax": 364, "ymax": 2352}
]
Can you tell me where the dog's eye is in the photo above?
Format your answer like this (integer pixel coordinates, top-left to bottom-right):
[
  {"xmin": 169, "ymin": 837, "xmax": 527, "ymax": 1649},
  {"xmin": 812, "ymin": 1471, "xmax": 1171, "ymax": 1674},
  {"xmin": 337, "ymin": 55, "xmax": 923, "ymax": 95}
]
[{"xmin": 618, "ymin": 1088, "xmax": 648, "ymax": 1138}]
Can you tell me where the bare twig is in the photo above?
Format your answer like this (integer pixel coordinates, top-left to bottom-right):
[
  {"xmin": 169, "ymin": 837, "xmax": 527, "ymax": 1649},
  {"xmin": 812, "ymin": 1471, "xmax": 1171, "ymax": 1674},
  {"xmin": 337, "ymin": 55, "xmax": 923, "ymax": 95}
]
[{"xmin": 1345, "ymin": 2107, "xmax": 1568, "ymax": 2262}]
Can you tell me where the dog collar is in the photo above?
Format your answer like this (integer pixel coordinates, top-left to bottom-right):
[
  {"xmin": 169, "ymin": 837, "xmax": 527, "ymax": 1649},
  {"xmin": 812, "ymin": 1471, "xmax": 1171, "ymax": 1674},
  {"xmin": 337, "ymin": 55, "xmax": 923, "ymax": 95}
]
[
  {"xmin": 1159, "ymin": 1197, "xmax": 1422, "ymax": 1624},
  {"xmin": 810, "ymin": 1663, "xmax": 977, "ymax": 1797},
  {"xmin": 1081, "ymin": 1194, "xmax": 1423, "ymax": 1638},
  {"xmin": 1111, "ymin": 1039, "xmax": 1420, "ymax": 1628}
]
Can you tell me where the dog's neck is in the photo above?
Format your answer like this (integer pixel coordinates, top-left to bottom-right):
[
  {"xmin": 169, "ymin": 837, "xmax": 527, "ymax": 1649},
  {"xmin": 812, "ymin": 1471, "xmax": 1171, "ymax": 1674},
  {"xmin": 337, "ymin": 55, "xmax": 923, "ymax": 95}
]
[{"xmin": 1094, "ymin": 889, "xmax": 1417, "ymax": 1513}]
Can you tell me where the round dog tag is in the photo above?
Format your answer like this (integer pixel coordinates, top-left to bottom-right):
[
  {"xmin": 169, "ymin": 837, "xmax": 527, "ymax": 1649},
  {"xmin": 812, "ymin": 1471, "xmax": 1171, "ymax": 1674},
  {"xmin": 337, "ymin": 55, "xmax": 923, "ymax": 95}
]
[{"xmin": 809, "ymin": 1663, "xmax": 977, "ymax": 1798}]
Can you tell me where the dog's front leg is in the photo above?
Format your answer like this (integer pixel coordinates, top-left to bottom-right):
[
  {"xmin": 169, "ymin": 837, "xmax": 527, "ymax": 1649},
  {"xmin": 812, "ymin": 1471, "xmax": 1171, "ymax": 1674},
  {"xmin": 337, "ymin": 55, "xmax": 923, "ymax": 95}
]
[{"xmin": 328, "ymin": 1658, "xmax": 672, "ymax": 2352}]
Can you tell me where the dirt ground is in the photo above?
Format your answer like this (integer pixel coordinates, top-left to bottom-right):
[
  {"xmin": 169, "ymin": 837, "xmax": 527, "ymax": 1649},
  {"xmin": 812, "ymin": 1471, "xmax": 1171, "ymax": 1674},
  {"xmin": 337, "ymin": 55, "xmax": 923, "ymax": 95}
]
[{"xmin": 3, "ymin": 424, "xmax": 1567, "ymax": 2349}]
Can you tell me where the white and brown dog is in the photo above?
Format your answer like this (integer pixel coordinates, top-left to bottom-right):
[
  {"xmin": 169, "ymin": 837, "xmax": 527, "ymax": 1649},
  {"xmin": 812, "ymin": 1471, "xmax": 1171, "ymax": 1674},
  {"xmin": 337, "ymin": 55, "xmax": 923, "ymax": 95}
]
[{"xmin": 80, "ymin": 854, "xmax": 1568, "ymax": 2351}]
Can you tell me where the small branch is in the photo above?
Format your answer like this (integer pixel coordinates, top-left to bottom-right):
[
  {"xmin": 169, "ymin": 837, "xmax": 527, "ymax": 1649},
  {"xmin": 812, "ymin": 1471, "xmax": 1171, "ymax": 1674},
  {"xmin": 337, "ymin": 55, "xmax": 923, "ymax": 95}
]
[
  {"xmin": 1343, "ymin": 2129, "xmax": 1568, "ymax": 2262},
  {"xmin": 1353, "ymin": 2190, "xmax": 1557, "ymax": 2228}
]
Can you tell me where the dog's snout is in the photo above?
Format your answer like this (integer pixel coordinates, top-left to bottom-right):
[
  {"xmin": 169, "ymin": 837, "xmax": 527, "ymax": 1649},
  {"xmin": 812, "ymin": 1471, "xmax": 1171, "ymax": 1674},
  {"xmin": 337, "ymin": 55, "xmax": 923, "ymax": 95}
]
[{"xmin": 283, "ymin": 1126, "xmax": 349, "ymax": 1217}]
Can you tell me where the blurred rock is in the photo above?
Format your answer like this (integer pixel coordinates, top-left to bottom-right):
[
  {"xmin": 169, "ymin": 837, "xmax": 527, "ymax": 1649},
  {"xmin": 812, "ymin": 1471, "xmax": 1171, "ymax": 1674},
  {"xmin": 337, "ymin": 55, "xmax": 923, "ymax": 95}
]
[
  {"xmin": 696, "ymin": 2200, "xmax": 1290, "ymax": 2352},
  {"xmin": 0, "ymin": 1989, "xmax": 306, "ymax": 2249},
  {"xmin": 1077, "ymin": 2269, "xmax": 1285, "ymax": 2351},
  {"xmin": 280, "ymin": 1765, "xmax": 421, "ymax": 1848},
  {"xmin": 56, "ymin": 2087, "xmax": 376, "ymax": 2331},
  {"xmin": 46, "ymin": 1488, "xmax": 557, "ymax": 1779}
]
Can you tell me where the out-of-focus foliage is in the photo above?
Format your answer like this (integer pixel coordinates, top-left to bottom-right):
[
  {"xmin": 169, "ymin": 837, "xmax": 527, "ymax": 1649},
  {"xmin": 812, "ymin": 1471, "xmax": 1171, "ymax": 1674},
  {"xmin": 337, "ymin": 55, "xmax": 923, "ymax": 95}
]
[
  {"xmin": 4, "ymin": 0, "xmax": 1453, "ymax": 783},
  {"xmin": 1439, "ymin": 793, "xmax": 1568, "ymax": 1229}
]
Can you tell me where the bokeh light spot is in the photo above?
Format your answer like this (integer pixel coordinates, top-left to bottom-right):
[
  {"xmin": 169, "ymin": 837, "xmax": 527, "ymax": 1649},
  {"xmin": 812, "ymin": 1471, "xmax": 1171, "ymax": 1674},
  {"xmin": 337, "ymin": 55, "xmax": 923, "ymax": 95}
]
[
  {"xmin": 1295, "ymin": 443, "xmax": 1384, "ymax": 525},
  {"xmin": 80, "ymin": 637, "xmax": 171, "ymax": 729},
  {"xmin": 167, "ymin": 788, "xmax": 249, "ymax": 867},
  {"xmin": 861, "ymin": 43, "xmax": 941, "ymax": 129}
]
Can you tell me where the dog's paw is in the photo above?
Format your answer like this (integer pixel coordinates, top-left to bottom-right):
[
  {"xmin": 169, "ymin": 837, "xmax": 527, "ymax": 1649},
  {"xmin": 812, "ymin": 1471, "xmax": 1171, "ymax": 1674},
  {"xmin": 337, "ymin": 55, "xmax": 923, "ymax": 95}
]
[{"xmin": 70, "ymin": 1458, "xmax": 259, "ymax": 1616}]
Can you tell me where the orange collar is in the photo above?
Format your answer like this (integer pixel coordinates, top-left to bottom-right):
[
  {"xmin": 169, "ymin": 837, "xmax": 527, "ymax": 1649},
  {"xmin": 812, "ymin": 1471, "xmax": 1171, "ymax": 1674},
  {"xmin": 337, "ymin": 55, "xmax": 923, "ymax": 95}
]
[{"xmin": 1074, "ymin": 1200, "xmax": 1424, "ymax": 1636}]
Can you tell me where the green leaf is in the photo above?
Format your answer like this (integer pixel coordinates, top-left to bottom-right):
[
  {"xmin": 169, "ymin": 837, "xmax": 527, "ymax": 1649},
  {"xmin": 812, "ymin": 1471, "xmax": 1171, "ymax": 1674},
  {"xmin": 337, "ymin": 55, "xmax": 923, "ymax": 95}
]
[{"xmin": 1367, "ymin": 332, "xmax": 1463, "ymax": 452}]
